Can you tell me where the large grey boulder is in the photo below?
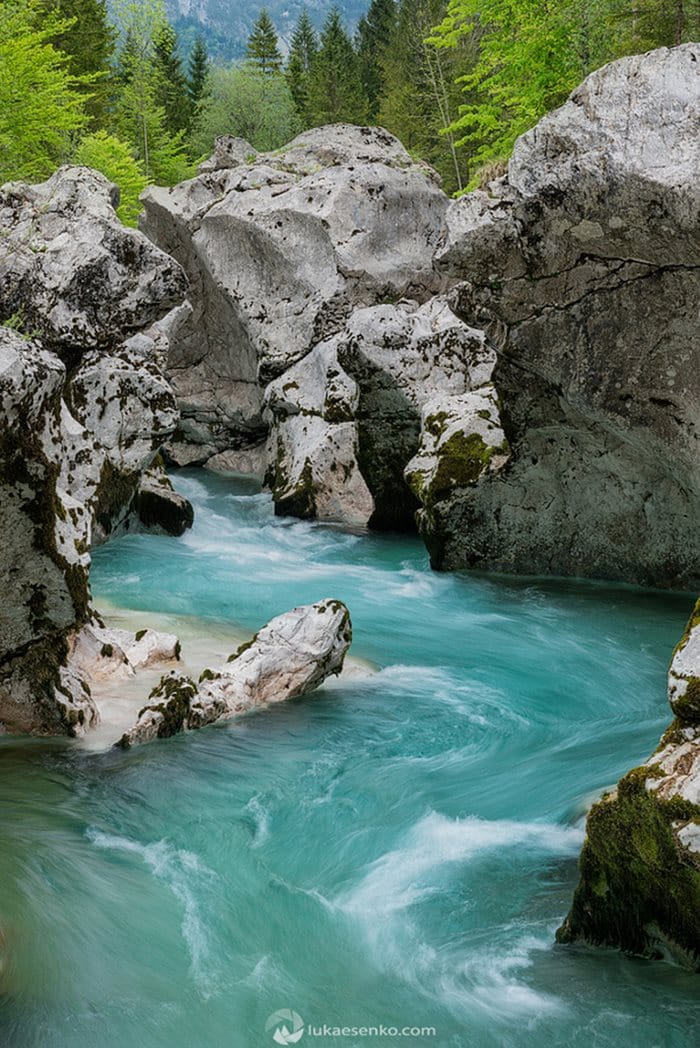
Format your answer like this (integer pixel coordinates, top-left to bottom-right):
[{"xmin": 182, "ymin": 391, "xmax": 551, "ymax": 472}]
[
  {"xmin": 118, "ymin": 599, "xmax": 352, "ymax": 746},
  {"xmin": 140, "ymin": 125, "xmax": 449, "ymax": 458},
  {"xmin": 264, "ymin": 297, "xmax": 491, "ymax": 529},
  {"xmin": 558, "ymin": 598, "xmax": 700, "ymax": 968},
  {"xmin": 422, "ymin": 43, "xmax": 700, "ymax": 587},
  {"xmin": 0, "ymin": 167, "xmax": 185, "ymax": 352},
  {"xmin": 0, "ymin": 168, "xmax": 191, "ymax": 735}
]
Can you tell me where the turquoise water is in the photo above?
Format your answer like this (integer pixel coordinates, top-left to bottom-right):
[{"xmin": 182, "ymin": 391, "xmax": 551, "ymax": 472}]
[{"xmin": 1, "ymin": 470, "xmax": 699, "ymax": 1047}]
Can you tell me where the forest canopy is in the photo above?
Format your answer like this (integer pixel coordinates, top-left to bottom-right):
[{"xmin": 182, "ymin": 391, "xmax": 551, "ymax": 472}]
[{"xmin": 0, "ymin": 0, "xmax": 696, "ymax": 216}]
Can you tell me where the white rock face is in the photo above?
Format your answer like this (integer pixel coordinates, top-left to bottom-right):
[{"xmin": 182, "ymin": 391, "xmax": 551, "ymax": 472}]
[
  {"xmin": 405, "ymin": 386, "xmax": 509, "ymax": 526},
  {"xmin": 140, "ymin": 125, "xmax": 449, "ymax": 457},
  {"xmin": 264, "ymin": 297, "xmax": 491, "ymax": 528},
  {"xmin": 69, "ymin": 623, "xmax": 180, "ymax": 681},
  {"xmin": 0, "ymin": 167, "xmax": 185, "ymax": 351},
  {"xmin": 430, "ymin": 44, "xmax": 700, "ymax": 586},
  {"xmin": 118, "ymin": 599, "xmax": 352, "ymax": 746},
  {"xmin": 263, "ymin": 337, "xmax": 373, "ymax": 525},
  {"xmin": 0, "ymin": 168, "xmax": 191, "ymax": 736}
]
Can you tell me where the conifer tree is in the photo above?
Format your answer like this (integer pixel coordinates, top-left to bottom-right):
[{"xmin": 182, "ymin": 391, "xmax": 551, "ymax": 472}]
[
  {"xmin": 187, "ymin": 35, "xmax": 210, "ymax": 108},
  {"xmin": 153, "ymin": 21, "xmax": 191, "ymax": 134},
  {"xmin": 40, "ymin": 0, "xmax": 116, "ymax": 125},
  {"xmin": 306, "ymin": 8, "xmax": 367, "ymax": 126},
  {"xmin": 357, "ymin": 0, "xmax": 396, "ymax": 120},
  {"xmin": 112, "ymin": 0, "xmax": 193, "ymax": 185},
  {"xmin": 378, "ymin": 0, "xmax": 469, "ymax": 192},
  {"xmin": 286, "ymin": 7, "xmax": 318, "ymax": 124},
  {"xmin": 245, "ymin": 9, "xmax": 283, "ymax": 76}
]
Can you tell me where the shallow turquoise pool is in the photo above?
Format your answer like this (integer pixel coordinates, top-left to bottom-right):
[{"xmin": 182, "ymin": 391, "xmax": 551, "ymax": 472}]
[{"xmin": 1, "ymin": 471, "xmax": 698, "ymax": 1047}]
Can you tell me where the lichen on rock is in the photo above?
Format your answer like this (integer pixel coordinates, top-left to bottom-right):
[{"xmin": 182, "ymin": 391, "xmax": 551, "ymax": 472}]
[
  {"xmin": 118, "ymin": 599, "xmax": 352, "ymax": 746},
  {"xmin": 0, "ymin": 167, "xmax": 191, "ymax": 736}
]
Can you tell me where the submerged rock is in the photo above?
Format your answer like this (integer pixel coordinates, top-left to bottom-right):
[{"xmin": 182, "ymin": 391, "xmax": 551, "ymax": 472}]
[
  {"xmin": 558, "ymin": 599, "xmax": 700, "ymax": 968},
  {"xmin": 118, "ymin": 599, "xmax": 352, "ymax": 746},
  {"xmin": 0, "ymin": 168, "xmax": 191, "ymax": 736},
  {"xmin": 426, "ymin": 43, "xmax": 700, "ymax": 588}
]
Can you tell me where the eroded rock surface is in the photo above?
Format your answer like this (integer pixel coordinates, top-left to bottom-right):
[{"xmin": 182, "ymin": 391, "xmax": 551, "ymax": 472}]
[
  {"xmin": 140, "ymin": 125, "xmax": 449, "ymax": 461},
  {"xmin": 428, "ymin": 43, "xmax": 700, "ymax": 587},
  {"xmin": 558, "ymin": 598, "xmax": 700, "ymax": 969},
  {"xmin": 264, "ymin": 297, "xmax": 491, "ymax": 528},
  {"xmin": 118, "ymin": 599, "xmax": 352, "ymax": 746},
  {"xmin": 0, "ymin": 167, "xmax": 191, "ymax": 735}
]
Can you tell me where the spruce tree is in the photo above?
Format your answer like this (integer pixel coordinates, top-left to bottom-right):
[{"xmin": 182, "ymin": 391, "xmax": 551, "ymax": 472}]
[
  {"xmin": 378, "ymin": 0, "xmax": 472, "ymax": 192},
  {"xmin": 286, "ymin": 7, "xmax": 318, "ymax": 124},
  {"xmin": 40, "ymin": 0, "xmax": 116, "ymax": 125},
  {"xmin": 187, "ymin": 35, "xmax": 210, "ymax": 108},
  {"xmin": 306, "ymin": 8, "xmax": 367, "ymax": 126},
  {"xmin": 357, "ymin": 0, "xmax": 396, "ymax": 120},
  {"xmin": 153, "ymin": 21, "xmax": 191, "ymax": 134},
  {"xmin": 245, "ymin": 9, "xmax": 283, "ymax": 76}
]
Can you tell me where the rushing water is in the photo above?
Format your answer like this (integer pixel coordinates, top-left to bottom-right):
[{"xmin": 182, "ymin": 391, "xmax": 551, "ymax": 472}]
[{"xmin": 1, "ymin": 470, "xmax": 699, "ymax": 1047}]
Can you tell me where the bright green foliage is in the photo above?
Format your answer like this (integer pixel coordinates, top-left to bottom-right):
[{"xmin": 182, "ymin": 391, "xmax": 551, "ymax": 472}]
[
  {"xmin": 379, "ymin": 0, "xmax": 470, "ymax": 193},
  {"xmin": 40, "ymin": 0, "xmax": 116, "ymax": 125},
  {"xmin": 245, "ymin": 9, "xmax": 283, "ymax": 76},
  {"xmin": 429, "ymin": 0, "xmax": 700, "ymax": 186},
  {"xmin": 0, "ymin": 0, "xmax": 90, "ymax": 183},
  {"xmin": 190, "ymin": 64, "xmax": 300, "ymax": 155},
  {"xmin": 73, "ymin": 130, "xmax": 148, "ymax": 225},
  {"xmin": 285, "ymin": 7, "xmax": 318, "ymax": 125},
  {"xmin": 112, "ymin": 0, "xmax": 193, "ymax": 185},
  {"xmin": 357, "ymin": 0, "xmax": 397, "ymax": 120},
  {"xmin": 187, "ymin": 35, "xmax": 210, "ymax": 108},
  {"xmin": 306, "ymin": 8, "xmax": 368, "ymax": 126},
  {"xmin": 429, "ymin": 0, "xmax": 584, "ymax": 176},
  {"xmin": 153, "ymin": 22, "xmax": 192, "ymax": 134}
]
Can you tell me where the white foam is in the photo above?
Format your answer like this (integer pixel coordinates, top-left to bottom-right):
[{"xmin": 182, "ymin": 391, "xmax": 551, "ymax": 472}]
[
  {"xmin": 86, "ymin": 829, "xmax": 220, "ymax": 998},
  {"xmin": 334, "ymin": 812, "xmax": 583, "ymax": 1021},
  {"xmin": 245, "ymin": 795, "xmax": 271, "ymax": 848},
  {"xmin": 338, "ymin": 811, "xmax": 583, "ymax": 918}
]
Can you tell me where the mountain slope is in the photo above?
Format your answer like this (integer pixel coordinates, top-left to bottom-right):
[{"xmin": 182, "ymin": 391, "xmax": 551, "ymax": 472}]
[{"xmin": 166, "ymin": 0, "xmax": 369, "ymax": 59}]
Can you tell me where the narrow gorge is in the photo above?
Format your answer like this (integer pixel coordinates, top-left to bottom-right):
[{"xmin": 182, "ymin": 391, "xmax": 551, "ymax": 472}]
[{"xmin": 0, "ymin": 40, "xmax": 699, "ymax": 1048}]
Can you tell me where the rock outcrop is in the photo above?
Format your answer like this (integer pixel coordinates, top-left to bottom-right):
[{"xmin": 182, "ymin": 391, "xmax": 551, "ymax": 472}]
[
  {"xmin": 118, "ymin": 599, "xmax": 352, "ymax": 746},
  {"xmin": 558, "ymin": 599, "xmax": 700, "ymax": 968},
  {"xmin": 140, "ymin": 124, "xmax": 450, "ymax": 466},
  {"xmin": 263, "ymin": 296, "xmax": 493, "ymax": 528},
  {"xmin": 0, "ymin": 167, "xmax": 191, "ymax": 735},
  {"xmin": 425, "ymin": 43, "xmax": 700, "ymax": 588},
  {"xmin": 140, "ymin": 47, "xmax": 699, "ymax": 584}
]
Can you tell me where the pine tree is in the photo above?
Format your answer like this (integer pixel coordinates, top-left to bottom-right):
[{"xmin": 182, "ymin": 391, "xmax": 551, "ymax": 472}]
[
  {"xmin": 286, "ymin": 7, "xmax": 318, "ymax": 124},
  {"xmin": 357, "ymin": 0, "xmax": 396, "ymax": 120},
  {"xmin": 40, "ymin": 0, "xmax": 116, "ymax": 125},
  {"xmin": 187, "ymin": 35, "xmax": 210, "ymax": 108},
  {"xmin": 245, "ymin": 9, "xmax": 283, "ymax": 76},
  {"xmin": 306, "ymin": 8, "xmax": 367, "ymax": 126},
  {"xmin": 153, "ymin": 21, "xmax": 191, "ymax": 134}
]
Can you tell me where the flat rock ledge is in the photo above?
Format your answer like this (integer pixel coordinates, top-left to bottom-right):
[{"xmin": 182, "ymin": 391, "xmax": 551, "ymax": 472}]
[
  {"xmin": 117, "ymin": 599, "xmax": 352, "ymax": 747},
  {"xmin": 558, "ymin": 598, "xmax": 700, "ymax": 969}
]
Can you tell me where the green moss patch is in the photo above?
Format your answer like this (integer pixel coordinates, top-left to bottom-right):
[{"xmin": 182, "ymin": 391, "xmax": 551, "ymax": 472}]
[{"xmin": 557, "ymin": 764, "xmax": 700, "ymax": 966}]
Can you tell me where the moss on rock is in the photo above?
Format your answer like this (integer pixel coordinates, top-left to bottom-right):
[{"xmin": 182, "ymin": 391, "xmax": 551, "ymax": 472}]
[{"xmin": 556, "ymin": 765, "xmax": 700, "ymax": 967}]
